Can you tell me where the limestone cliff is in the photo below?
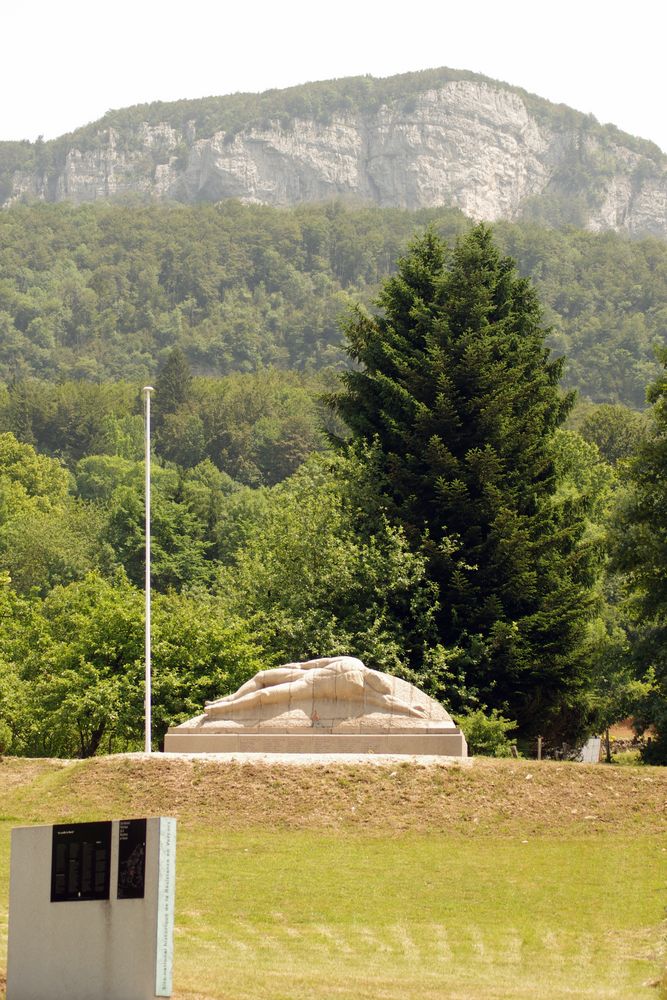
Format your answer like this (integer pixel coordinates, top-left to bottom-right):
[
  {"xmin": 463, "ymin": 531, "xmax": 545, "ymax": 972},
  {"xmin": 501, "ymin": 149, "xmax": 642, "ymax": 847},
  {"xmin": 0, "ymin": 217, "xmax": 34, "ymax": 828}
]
[{"xmin": 3, "ymin": 73, "xmax": 667, "ymax": 237}]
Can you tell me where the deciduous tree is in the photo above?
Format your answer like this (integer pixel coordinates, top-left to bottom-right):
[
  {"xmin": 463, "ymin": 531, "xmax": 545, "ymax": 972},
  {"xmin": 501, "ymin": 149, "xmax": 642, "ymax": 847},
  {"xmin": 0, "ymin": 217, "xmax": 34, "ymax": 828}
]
[{"xmin": 611, "ymin": 350, "xmax": 667, "ymax": 761}]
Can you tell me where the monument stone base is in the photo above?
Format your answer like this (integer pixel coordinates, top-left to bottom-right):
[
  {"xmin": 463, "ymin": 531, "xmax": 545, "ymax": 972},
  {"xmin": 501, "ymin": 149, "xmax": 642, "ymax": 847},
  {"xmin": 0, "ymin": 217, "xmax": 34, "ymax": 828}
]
[{"xmin": 164, "ymin": 728, "xmax": 467, "ymax": 756}]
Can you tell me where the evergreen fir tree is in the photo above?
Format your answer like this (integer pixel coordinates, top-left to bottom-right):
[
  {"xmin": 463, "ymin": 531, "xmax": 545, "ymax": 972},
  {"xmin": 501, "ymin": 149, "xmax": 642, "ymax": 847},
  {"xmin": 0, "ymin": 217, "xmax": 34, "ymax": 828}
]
[
  {"xmin": 152, "ymin": 347, "xmax": 196, "ymax": 465},
  {"xmin": 331, "ymin": 225, "xmax": 598, "ymax": 738},
  {"xmin": 6, "ymin": 380, "xmax": 35, "ymax": 445},
  {"xmin": 153, "ymin": 347, "xmax": 194, "ymax": 428}
]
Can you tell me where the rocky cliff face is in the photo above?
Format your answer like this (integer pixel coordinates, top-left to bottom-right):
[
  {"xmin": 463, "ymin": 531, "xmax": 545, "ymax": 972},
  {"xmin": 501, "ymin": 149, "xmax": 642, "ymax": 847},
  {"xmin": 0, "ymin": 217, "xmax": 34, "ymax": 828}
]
[{"xmin": 5, "ymin": 80, "xmax": 667, "ymax": 237}]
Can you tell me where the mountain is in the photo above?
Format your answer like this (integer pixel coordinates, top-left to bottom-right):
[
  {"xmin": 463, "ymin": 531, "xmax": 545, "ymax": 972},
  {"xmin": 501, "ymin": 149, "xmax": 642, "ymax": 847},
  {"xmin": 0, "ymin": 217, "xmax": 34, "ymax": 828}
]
[{"xmin": 2, "ymin": 68, "xmax": 666, "ymax": 237}]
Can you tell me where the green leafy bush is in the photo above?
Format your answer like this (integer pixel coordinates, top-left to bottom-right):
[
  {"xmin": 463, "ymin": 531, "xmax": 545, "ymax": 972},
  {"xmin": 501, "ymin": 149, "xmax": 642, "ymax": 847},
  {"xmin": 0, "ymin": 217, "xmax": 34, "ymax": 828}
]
[{"xmin": 457, "ymin": 709, "xmax": 518, "ymax": 757}]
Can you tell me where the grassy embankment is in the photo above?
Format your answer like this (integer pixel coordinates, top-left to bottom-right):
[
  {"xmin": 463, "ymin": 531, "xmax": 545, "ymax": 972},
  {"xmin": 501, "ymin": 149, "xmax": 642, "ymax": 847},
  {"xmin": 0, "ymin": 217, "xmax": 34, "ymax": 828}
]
[{"xmin": 0, "ymin": 754, "xmax": 665, "ymax": 1000}]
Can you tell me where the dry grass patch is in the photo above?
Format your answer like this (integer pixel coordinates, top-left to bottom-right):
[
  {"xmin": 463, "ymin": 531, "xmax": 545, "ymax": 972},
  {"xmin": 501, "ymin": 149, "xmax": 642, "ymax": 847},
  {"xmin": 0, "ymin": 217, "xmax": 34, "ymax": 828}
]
[{"xmin": 1, "ymin": 753, "xmax": 662, "ymax": 838}]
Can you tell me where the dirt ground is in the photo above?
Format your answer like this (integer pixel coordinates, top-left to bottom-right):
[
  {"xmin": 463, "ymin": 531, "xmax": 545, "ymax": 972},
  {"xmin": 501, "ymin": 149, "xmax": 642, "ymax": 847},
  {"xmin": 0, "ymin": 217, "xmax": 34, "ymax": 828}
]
[
  {"xmin": 609, "ymin": 719, "xmax": 637, "ymax": 740},
  {"xmin": 1, "ymin": 751, "xmax": 664, "ymax": 838}
]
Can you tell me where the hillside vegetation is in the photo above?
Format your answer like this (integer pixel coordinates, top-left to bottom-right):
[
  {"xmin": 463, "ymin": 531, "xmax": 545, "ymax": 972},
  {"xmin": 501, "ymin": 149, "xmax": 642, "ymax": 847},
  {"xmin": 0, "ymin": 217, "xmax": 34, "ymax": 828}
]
[{"xmin": 0, "ymin": 201, "xmax": 665, "ymax": 406}]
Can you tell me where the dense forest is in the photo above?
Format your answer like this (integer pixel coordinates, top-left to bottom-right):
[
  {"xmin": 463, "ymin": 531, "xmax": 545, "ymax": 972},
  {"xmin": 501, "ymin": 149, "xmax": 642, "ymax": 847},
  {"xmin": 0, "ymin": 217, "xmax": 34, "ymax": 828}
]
[
  {"xmin": 0, "ymin": 211, "xmax": 666, "ymax": 762},
  {"xmin": 0, "ymin": 201, "xmax": 666, "ymax": 407}
]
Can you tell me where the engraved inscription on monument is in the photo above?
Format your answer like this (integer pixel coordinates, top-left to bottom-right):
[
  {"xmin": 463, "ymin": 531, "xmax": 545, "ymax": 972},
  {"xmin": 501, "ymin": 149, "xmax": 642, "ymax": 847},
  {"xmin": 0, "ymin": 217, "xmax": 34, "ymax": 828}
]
[
  {"xmin": 117, "ymin": 819, "xmax": 146, "ymax": 900},
  {"xmin": 50, "ymin": 822, "xmax": 111, "ymax": 902}
]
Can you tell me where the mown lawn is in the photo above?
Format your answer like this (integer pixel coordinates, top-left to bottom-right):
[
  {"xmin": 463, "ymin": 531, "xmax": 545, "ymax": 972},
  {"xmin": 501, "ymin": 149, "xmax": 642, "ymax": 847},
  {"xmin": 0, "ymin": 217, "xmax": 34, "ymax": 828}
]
[
  {"xmin": 172, "ymin": 828, "xmax": 665, "ymax": 1000},
  {"xmin": 0, "ymin": 756, "xmax": 665, "ymax": 999}
]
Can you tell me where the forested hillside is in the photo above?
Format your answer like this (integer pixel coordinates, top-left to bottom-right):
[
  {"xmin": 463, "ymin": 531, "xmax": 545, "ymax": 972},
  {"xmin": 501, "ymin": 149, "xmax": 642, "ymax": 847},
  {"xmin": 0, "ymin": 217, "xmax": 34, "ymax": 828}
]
[{"xmin": 1, "ymin": 201, "xmax": 665, "ymax": 407}]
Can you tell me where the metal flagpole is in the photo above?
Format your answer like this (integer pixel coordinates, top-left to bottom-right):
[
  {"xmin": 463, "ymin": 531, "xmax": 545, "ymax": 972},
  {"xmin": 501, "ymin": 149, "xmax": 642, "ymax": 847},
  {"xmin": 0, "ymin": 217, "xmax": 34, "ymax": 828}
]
[{"xmin": 143, "ymin": 386, "xmax": 155, "ymax": 754}]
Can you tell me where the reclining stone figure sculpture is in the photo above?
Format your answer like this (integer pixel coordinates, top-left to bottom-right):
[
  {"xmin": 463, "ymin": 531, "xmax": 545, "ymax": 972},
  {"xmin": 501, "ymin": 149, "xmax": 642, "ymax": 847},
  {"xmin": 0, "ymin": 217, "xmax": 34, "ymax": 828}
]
[
  {"xmin": 205, "ymin": 656, "xmax": 438, "ymax": 719},
  {"xmin": 164, "ymin": 655, "xmax": 467, "ymax": 756}
]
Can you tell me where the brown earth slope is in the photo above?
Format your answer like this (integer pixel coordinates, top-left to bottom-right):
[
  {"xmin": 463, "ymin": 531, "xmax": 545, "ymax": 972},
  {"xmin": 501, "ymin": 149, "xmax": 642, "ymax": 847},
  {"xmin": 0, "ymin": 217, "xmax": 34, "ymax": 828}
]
[{"xmin": 0, "ymin": 753, "xmax": 664, "ymax": 838}]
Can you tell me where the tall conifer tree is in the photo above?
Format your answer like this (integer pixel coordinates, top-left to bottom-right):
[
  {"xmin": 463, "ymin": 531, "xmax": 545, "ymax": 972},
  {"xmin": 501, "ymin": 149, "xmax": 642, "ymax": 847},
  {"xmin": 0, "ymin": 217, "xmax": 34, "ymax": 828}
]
[
  {"xmin": 153, "ymin": 347, "xmax": 194, "ymax": 427},
  {"xmin": 332, "ymin": 225, "xmax": 597, "ymax": 737}
]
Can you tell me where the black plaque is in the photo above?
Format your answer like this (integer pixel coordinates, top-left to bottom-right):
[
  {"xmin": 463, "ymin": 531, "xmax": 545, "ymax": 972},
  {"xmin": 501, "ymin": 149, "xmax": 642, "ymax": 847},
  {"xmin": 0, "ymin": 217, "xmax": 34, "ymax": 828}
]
[
  {"xmin": 51, "ymin": 822, "xmax": 111, "ymax": 902},
  {"xmin": 117, "ymin": 818, "xmax": 147, "ymax": 899}
]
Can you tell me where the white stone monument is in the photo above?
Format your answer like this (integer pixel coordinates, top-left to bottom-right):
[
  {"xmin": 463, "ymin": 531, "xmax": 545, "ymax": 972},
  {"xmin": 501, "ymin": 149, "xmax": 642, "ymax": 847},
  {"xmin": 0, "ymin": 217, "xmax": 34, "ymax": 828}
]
[
  {"xmin": 7, "ymin": 816, "xmax": 176, "ymax": 1000},
  {"xmin": 165, "ymin": 656, "xmax": 467, "ymax": 756}
]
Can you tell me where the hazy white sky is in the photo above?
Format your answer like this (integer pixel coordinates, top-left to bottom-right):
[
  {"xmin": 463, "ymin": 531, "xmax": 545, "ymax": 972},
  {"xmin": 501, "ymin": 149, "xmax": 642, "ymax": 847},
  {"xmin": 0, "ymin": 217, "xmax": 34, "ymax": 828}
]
[{"xmin": 3, "ymin": 0, "xmax": 666, "ymax": 151}]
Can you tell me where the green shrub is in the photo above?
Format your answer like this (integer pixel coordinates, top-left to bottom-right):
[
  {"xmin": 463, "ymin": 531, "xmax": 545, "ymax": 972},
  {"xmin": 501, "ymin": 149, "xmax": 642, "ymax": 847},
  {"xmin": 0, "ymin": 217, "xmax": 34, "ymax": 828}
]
[{"xmin": 457, "ymin": 709, "xmax": 518, "ymax": 757}]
